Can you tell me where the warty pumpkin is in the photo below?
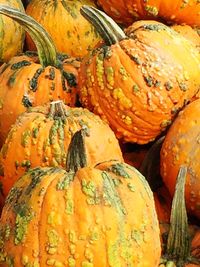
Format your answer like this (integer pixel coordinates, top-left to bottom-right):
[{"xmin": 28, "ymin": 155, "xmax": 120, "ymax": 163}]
[
  {"xmin": 25, "ymin": 0, "xmax": 101, "ymax": 58},
  {"xmin": 78, "ymin": 6, "xmax": 200, "ymax": 144},
  {"xmin": 0, "ymin": 0, "xmax": 24, "ymax": 63},
  {"xmin": 97, "ymin": 0, "xmax": 200, "ymax": 27},
  {"xmin": 0, "ymin": 100, "xmax": 123, "ymax": 208},
  {"xmin": 0, "ymin": 6, "xmax": 80, "ymax": 147},
  {"xmin": 160, "ymin": 98, "xmax": 200, "ymax": 220},
  {"xmin": 0, "ymin": 129, "xmax": 161, "ymax": 267}
]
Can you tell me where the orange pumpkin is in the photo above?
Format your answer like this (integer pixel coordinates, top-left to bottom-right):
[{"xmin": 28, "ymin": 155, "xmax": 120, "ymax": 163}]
[
  {"xmin": 97, "ymin": 0, "xmax": 200, "ymax": 27},
  {"xmin": 78, "ymin": 6, "xmax": 200, "ymax": 144},
  {"xmin": 0, "ymin": 130, "xmax": 161, "ymax": 267},
  {"xmin": 0, "ymin": 6, "xmax": 80, "ymax": 147},
  {"xmin": 0, "ymin": 100, "xmax": 123, "ymax": 207},
  {"xmin": 26, "ymin": 0, "xmax": 101, "ymax": 58},
  {"xmin": 160, "ymin": 99, "xmax": 200, "ymax": 220},
  {"xmin": 0, "ymin": 0, "xmax": 24, "ymax": 63}
]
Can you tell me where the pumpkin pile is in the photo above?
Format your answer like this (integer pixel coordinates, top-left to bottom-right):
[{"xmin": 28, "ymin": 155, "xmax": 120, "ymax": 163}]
[{"xmin": 0, "ymin": 0, "xmax": 199, "ymax": 266}]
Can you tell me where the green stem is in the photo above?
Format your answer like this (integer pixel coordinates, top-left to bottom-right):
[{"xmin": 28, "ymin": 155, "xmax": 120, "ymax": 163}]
[
  {"xmin": 166, "ymin": 166, "xmax": 190, "ymax": 267},
  {"xmin": 80, "ymin": 5, "xmax": 126, "ymax": 46},
  {"xmin": 49, "ymin": 100, "xmax": 67, "ymax": 120},
  {"xmin": 66, "ymin": 129, "xmax": 87, "ymax": 173},
  {"xmin": 0, "ymin": 5, "xmax": 57, "ymax": 67}
]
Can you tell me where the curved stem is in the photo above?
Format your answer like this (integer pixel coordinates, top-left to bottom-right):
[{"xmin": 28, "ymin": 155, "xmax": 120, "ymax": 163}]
[
  {"xmin": 166, "ymin": 166, "xmax": 190, "ymax": 267},
  {"xmin": 80, "ymin": 5, "xmax": 126, "ymax": 46},
  {"xmin": 66, "ymin": 130, "xmax": 87, "ymax": 173},
  {"xmin": 0, "ymin": 5, "xmax": 57, "ymax": 67}
]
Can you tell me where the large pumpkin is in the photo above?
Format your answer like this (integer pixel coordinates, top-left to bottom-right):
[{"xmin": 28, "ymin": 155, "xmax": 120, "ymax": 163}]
[
  {"xmin": 0, "ymin": 0, "xmax": 24, "ymax": 63},
  {"xmin": 0, "ymin": 130, "xmax": 161, "ymax": 267},
  {"xmin": 160, "ymin": 99, "xmax": 200, "ymax": 220},
  {"xmin": 97, "ymin": 0, "xmax": 200, "ymax": 27},
  {"xmin": 0, "ymin": 6, "xmax": 80, "ymax": 147},
  {"xmin": 78, "ymin": 6, "xmax": 200, "ymax": 144},
  {"xmin": 26, "ymin": 0, "xmax": 101, "ymax": 58},
  {"xmin": 0, "ymin": 100, "xmax": 123, "ymax": 207}
]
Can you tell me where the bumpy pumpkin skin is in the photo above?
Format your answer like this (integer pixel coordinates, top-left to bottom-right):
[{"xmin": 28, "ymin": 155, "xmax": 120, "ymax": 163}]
[
  {"xmin": 0, "ymin": 102, "xmax": 123, "ymax": 204},
  {"xmin": 0, "ymin": 0, "xmax": 24, "ymax": 63},
  {"xmin": 0, "ymin": 53, "xmax": 80, "ymax": 147},
  {"xmin": 26, "ymin": 0, "xmax": 101, "ymax": 58},
  {"xmin": 160, "ymin": 99, "xmax": 200, "ymax": 220},
  {"xmin": 79, "ymin": 18, "xmax": 200, "ymax": 144},
  {"xmin": 97, "ymin": 0, "xmax": 200, "ymax": 27},
  {"xmin": 0, "ymin": 162, "xmax": 161, "ymax": 266}
]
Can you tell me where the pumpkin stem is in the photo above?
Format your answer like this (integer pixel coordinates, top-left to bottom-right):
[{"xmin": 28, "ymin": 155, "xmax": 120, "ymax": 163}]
[
  {"xmin": 66, "ymin": 130, "xmax": 87, "ymax": 173},
  {"xmin": 80, "ymin": 5, "xmax": 126, "ymax": 46},
  {"xmin": 166, "ymin": 166, "xmax": 190, "ymax": 266},
  {"xmin": 0, "ymin": 5, "xmax": 58, "ymax": 68},
  {"xmin": 49, "ymin": 100, "xmax": 66, "ymax": 120}
]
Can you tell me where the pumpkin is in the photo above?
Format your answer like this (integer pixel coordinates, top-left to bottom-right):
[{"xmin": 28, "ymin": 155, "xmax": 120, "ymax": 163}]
[
  {"xmin": 159, "ymin": 166, "xmax": 200, "ymax": 267},
  {"xmin": 0, "ymin": 129, "xmax": 161, "ymax": 267},
  {"xmin": 78, "ymin": 6, "xmax": 200, "ymax": 144},
  {"xmin": 97, "ymin": 0, "xmax": 200, "ymax": 27},
  {"xmin": 0, "ymin": 6, "xmax": 80, "ymax": 147},
  {"xmin": 0, "ymin": 100, "xmax": 123, "ymax": 208},
  {"xmin": 25, "ymin": 0, "xmax": 101, "ymax": 58},
  {"xmin": 160, "ymin": 99, "xmax": 200, "ymax": 220},
  {"xmin": 0, "ymin": 0, "xmax": 24, "ymax": 63}
]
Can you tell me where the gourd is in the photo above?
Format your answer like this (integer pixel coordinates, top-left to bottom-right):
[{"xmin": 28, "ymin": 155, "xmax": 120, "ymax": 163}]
[
  {"xmin": 0, "ymin": 6, "xmax": 80, "ymax": 147},
  {"xmin": 0, "ymin": 130, "xmax": 161, "ymax": 267},
  {"xmin": 78, "ymin": 6, "xmax": 200, "ymax": 144},
  {"xmin": 160, "ymin": 99, "xmax": 200, "ymax": 220},
  {"xmin": 97, "ymin": 0, "xmax": 200, "ymax": 27},
  {"xmin": 0, "ymin": 100, "xmax": 123, "ymax": 207},
  {"xmin": 26, "ymin": 0, "xmax": 101, "ymax": 58}
]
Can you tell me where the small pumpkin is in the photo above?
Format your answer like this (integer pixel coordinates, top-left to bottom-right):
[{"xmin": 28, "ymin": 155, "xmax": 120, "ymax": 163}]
[
  {"xmin": 26, "ymin": 0, "xmax": 101, "ymax": 58},
  {"xmin": 0, "ymin": 130, "xmax": 161, "ymax": 267},
  {"xmin": 78, "ymin": 6, "xmax": 200, "ymax": 144},
  {"xmin": 0, "ymin": 100, "xmax": 123, "ymax": 207},
  {"xmin": 0, "ymin": 6, "xmax": 80, "ymax": 147},
  {"xmin": 160, "ymin": 99, "xmax": 200, "ymax": 220},
  {"xmin": 0, "ymin": 0, "xmax": 24, "ymax": 63},
  {"xmin": 97, "ymin": 0, "xmax": 200, "ymax": 27}
]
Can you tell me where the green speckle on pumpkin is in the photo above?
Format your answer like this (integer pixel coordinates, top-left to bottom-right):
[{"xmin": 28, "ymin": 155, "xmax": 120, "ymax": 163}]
[
  {"xmin": 144, "ymin": 5, "xmax": 159, "ymax": 16},
  {"xmin": 127, "ymin": 183, "xmax": 135, "ymax": 192},
  {"xmin": 14, "ymin": 204, "xmax": 34, "ymax": 245},
  {"xmin": 46, "ymin": 229, "xmax": 60, "ymax": 254},
  {"xmin": 21, "ymin": 130, "xmax": 31, "ymax": 147},
  {"xmin": 106, "ymin": 163, "xmax": 130, "ymax": 179},
  {"xmin": 56, "ymin": 173, "xmax": 74, "ymax": 190},
  {"xmin": 64, "ymin": 191, "xmax": 74, "ymax": 215}
]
